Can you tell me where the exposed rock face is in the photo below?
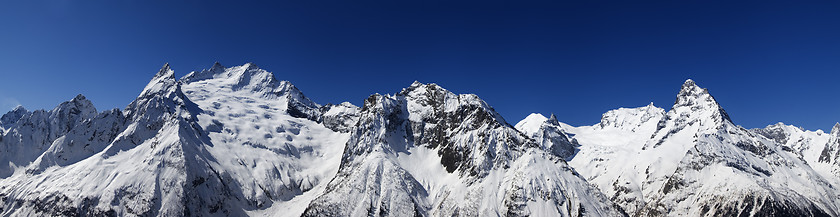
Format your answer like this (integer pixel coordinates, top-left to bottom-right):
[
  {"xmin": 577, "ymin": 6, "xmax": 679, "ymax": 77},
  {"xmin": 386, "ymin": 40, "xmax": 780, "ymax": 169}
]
[
  {"xmin": 0, "ymin": 94, "xmax": 97, "ymax": 178},
  {"xmin": 516, "ymin": 113, "xmax": 579, "ymax": 160},
  {"xmin": 304, "ymin": 82, "xmax": 625, "ymax": 217},
  {"xmin": 818, "ymin": 124, "xmax": 840, "ymax": 175},
  {"xmin": 321, "ymin": 102, "xmax": 361, "ymax": 133}
]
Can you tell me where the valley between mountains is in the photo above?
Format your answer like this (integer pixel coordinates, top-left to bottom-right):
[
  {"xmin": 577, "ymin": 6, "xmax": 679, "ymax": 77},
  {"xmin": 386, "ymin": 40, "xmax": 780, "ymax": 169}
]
[{"xmin": 0, "ymin": 63, "xmax": 837, "ymax": 216}]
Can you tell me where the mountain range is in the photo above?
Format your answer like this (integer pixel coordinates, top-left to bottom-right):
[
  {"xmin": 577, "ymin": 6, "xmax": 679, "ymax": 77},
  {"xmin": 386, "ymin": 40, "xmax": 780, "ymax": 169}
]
[{"xmin": 0, "ymin": 63, "xmax": 837, "ymax": 216}]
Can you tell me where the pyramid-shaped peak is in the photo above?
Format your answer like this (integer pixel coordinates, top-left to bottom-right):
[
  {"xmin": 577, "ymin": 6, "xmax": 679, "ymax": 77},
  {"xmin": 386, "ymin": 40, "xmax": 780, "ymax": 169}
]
[
  {"xmin": 410, "ymin": 80, "xmax": 423, "ymax": 87},
  {"xmin": 669, "ymin": 79, "xmax": 733, "ymax": 124},
  {"xmin": 677, "ymin": 79, "xmax": 707, "ymax": 98},
  {"xmin": 211, "ymin": 62, "xmax": 224, "ymax": 70},
  {"xmin": 157, "ymin": 63, "xmax": 173, "ymax": 77},
  {"xmin": 831, "ymin": 122, "xmax": 840, "ymax": 136},
  {"xmin": 547, "ymin": 113, "xmax": 560, "ymax": 125},
  {"xmin": 674, "ymin": 79, "xmax": 718, "ymax": 107},
  {"xmin": 137, "ymin": 63, "xmax": 178, "ymax": 98}
]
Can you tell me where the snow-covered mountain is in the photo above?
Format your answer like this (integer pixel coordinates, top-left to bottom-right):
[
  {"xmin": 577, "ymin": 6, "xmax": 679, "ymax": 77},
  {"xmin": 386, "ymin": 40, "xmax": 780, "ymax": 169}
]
[
  {"xmin": 522, "ymin": 79, "xmax": 840, "ymax": 216},
  {"xmin": 0, "ymin": 94, "xmax": 97, "ymax": 178},
  {"xmin": 0, "ymin": 63, "xmax": 627, "ymax": 217},
  {"xmin": 0, "ymin": 63, "xmax": 349, "ymax": 216},
  {"xmin": 303, "ymin": 82, "xmax": 624, "ymax": 216},
  {"xmin": 3, "ymin": 63, "xmax": 838, "ymax": 216}
]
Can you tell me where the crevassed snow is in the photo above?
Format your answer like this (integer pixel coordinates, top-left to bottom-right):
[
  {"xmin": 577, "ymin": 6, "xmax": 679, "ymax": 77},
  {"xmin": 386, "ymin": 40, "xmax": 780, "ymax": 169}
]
[{"xmin": 0, "ymin": 63, "xmax": 352, "ymax": 216}]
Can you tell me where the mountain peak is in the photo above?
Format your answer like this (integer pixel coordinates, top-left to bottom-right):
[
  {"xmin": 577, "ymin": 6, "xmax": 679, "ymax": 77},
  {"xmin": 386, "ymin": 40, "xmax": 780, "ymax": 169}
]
[
  {"xmin": 138, "ymin": 63, "xmax": 177, "ymax": 98},
  {"xmin": 675, "ymin": 79, "xmax": 709, "ymax": 105},
  {"xmin": 60, "ymin": 94, "xmax": 95, "ymax": 111},
  {"xmin": 72, "ymin": 94, "xmax": 86, "ymax": 102},
  {"xmin": 211, "ymin": 61, "xmax": 224, "ymax": 70},
  {"xmin": 672, "ymin": 79, "xmax": 732, "ymax": 124},
  {"xmin": 11, "ymin": 105, "xmax": 26, "ymax": 113},
  {"xmin": 1, "ymin": 105, "xmax": 29, "ymax": 126},
  {"xmin": 410, "ymin": 80, "xmax": 423, "ymax": 87},
  {"xmin": 832, "ymin": 122, "xmax": 840, "ymax": 136},
  {"xmin": 547, "ymin": 113, "xmax": 560, "ymax": 125},
  {"xmin": 515, "ymin": 113, "xmax": 548, "ymax": 135},
  {"xmin": 157, "ymin": 63, "xmax": 172, "ymax": 77},
  {"xmin": 399, "ymin": 81, "xmax": 446, "ymax": 97},
  {"xmin": 244, "ymin": 62, "xmax": 257, "ymax": 68}
]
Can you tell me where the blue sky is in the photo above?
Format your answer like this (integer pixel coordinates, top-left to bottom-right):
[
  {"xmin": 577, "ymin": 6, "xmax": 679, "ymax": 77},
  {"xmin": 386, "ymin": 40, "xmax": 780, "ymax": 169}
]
[{"xmin": 1, "ymin": 1, "xmax": 839, "ymax": 131}]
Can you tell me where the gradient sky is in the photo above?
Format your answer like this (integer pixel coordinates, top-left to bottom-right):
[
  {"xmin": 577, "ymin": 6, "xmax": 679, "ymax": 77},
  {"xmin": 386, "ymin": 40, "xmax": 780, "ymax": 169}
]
[{"xmin": 1, "ymin": 1, "xmax": 839, "ymax": 131}]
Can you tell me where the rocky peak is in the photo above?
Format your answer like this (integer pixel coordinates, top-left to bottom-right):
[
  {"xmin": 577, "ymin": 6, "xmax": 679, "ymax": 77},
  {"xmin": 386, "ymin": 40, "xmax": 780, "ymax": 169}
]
[
  {"xmin": 1, "ymin": 105, "xmax": 29, "ymax": 127},
  {"xmin": 210, "ymin": 61, "xmax": 224, "ymax": 71},
  {"xmin": 125, "ymin": 63, "xmax": 195, "ymax": 122},
  {"xmin": 832, "ymin": 123, "xmax": 840, "ymax": 137},
  {"xmin": 50, "ymin": 94, "xmax": 97, "ymax": 129},
  {"xmin": 672, "ymin": 79, "xmax": 732, "ymax": 124},
  {"xmin": 753, "ymin": 122, "xmax": 796, "ymax": 145},
  {"xmin": 137, "ymin": 63, "xmax": 177, "ymax": 99},
  {"xmin": 547, "ymin": 113, "xmax": 560, "ymax": 126},
  {"xmin": 676, "ymin": 79, "xmax": 715, "ymax": 107},
  {"xmin": 399, "ymin": 82, "xmax": 508, "ymax": 126},
  {"xmin": 55, "ymin": 94, "xmax": 96, "ymax": 112}
]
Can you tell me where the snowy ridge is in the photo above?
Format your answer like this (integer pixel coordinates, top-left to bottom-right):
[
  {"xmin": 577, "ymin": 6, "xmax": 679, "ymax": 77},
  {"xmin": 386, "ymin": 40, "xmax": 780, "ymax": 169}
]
[
  {"xmin": 547, "ymin": 79, "xmax": 840, "ymax": 216},
  {"xmin": 752, "ymin": 123, "xmax": 840, "ymax": 180},
  {"xmin": 181, "ymin": 62, "xmax": 322, "ymax": 122},
  {"xmin": 304, "ymin": 82, "xmax": 624, "ymax": 216},
  {"xmin": 1, "ymin": 64, "xmax": 838, "ymax": 216}
]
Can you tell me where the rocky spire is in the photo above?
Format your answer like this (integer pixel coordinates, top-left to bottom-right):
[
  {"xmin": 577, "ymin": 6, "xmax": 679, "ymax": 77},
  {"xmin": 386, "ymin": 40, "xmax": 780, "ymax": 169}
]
[
  {"xmin": 547, "ymin": 113, "xmax": 560, "ymax": 126},
  {"xmin": 672, "ymin": 79, "xmax": 732, "ymax": 124},
  {"xmin": 137, "ymin": 63, "xmax": 177, "ymax": 98}
]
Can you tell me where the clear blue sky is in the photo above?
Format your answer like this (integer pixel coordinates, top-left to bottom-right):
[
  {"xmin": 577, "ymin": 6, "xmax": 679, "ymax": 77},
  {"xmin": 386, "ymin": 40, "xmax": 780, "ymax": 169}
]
[{"xmin": 1, "ymin": 1, "xmax": 839, "ymax": 131}]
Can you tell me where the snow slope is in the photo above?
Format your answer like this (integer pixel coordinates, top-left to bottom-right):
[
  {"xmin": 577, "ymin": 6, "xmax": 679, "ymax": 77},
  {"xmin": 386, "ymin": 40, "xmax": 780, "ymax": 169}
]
[
  {"xmin": 0, "ymin": 63, "xmax": 350, "ymax": 216},
  {"xmin": 542, "ymin": 80, "xmax": 840, "ymax": 216}
]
